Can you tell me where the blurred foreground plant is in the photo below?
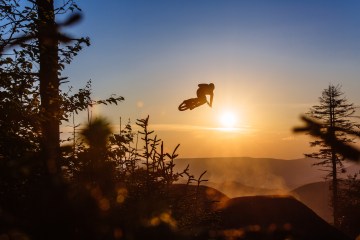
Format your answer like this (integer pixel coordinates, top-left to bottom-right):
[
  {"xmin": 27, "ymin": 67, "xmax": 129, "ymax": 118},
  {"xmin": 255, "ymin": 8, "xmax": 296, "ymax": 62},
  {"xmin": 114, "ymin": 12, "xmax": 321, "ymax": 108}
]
[
  {"xmin": 294, "ymin": 115, "xmax": 360, "ymax": 163},
  {"xmin": 55, "ymin": 115, "xmax": 214, "ymax": 239}
]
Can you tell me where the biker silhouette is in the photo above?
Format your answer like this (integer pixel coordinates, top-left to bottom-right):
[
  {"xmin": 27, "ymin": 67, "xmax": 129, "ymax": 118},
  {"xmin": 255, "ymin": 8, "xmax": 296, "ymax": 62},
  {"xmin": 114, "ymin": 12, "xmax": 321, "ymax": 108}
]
[{"xmin": 178, "ymin": 83, "xmax": 215, "ymax": 111}]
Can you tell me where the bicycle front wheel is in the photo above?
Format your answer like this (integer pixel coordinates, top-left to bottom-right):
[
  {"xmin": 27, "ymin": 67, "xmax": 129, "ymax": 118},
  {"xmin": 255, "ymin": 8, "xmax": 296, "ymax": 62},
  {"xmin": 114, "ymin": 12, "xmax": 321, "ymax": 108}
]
[{"xmin": 178, "ymin": 101, "xmax": 189, "ymax": 111}]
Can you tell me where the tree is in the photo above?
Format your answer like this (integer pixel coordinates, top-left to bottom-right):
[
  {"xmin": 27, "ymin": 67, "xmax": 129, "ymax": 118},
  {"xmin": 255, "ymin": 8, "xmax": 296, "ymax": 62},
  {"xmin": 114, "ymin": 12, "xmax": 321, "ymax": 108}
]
[
  {"xmin": 303, "ymin": 84, "xmax": 359, "ymax": 227},
  {"xmin": 36, "ymin": 0, "xmax": 62, "ymax": 175},
  {"xmin": 0, "ymin": 3, "xmax": 123, "ymax": 237},
  {"xmin": 0, "ymin": 1, "xmax": 123, "ymax": 178},
  {"xmin": 1, "ymin": 0, "xmax": 83, "ymax": 175}
]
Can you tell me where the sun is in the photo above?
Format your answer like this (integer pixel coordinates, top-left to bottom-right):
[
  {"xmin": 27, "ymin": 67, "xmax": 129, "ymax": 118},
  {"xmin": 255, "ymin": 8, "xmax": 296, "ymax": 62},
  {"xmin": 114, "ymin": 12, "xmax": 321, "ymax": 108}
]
[{"xmin": 219, "ymin": 111, "xmax": 237, "ymax": 129}]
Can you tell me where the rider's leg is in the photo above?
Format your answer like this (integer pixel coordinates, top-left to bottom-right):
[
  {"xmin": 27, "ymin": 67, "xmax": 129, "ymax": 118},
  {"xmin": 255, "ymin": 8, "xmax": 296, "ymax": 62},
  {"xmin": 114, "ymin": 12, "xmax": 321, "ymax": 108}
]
[
  {"xmin": 189, "ymin": 101, "xmax": 195, "ymax": 110},
  {"xmin": 191, "ymin": 96, "xmax": 206, "ymax": 109}
]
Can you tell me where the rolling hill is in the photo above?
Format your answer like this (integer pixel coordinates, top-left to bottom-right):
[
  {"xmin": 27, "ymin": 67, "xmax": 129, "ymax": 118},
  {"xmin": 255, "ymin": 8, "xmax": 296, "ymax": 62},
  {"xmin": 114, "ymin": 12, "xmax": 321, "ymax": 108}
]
[
  {"xmin": 290, "ymin": 181, "xmax": 332, "ymax": 223},
  {"xmin": 217, "ymin": 195, "xmax": 350, "ymax": 240}
]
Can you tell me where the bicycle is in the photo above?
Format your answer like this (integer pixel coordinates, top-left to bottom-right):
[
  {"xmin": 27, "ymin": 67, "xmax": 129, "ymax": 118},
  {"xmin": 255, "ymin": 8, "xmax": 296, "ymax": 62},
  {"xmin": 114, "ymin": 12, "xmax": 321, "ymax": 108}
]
[{"xmin": 178, "ymin": 98, "xmax": 205, "ymax": 111}]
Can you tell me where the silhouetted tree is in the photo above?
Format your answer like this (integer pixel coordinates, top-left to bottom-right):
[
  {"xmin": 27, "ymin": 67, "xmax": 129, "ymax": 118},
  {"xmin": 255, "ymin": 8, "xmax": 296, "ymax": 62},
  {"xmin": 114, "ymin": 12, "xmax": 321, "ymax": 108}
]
[
  {"xmin": 1, "ymin": 0, "xmax": 84, "ymax": 174},
  {"xmin": 35, "ymin": 0, "xmax": 62, "ymax": 175},
  {"xmin": 301, "ymin": 84, "xmax": 359, "ymax": 227},
  {"xmin": 294, "ymin": 115, "xmax": 360, "ymax": 237},
  {"xmin": 0, "ymin": 2, "xmax": 123, "ymax": 239},
  {"xmin": 0, "ymin": 1, "xmax": 123, "ymax": 176}
]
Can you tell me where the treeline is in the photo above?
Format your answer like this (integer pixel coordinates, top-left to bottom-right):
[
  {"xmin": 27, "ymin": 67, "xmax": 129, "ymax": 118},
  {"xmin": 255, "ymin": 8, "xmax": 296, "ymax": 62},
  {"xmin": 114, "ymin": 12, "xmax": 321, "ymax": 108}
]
[{"xmin": 0, "ymin": 1, "xmax": 214, "ymax": 239}]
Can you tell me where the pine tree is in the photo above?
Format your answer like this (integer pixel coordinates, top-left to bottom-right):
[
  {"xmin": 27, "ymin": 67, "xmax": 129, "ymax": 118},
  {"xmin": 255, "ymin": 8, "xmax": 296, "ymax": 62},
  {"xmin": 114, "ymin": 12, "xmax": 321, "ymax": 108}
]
[{"xmin": 305, "ymin": 84, "xmax": 358, "ymax": 227}]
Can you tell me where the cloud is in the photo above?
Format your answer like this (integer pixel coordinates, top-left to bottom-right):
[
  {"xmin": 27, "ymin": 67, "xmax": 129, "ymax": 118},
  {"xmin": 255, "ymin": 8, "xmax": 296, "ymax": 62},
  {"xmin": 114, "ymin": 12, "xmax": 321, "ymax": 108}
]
[
  {"xmin": 282, "ymin": 136, "xmax": 295, "ymax": 141},
  {"xmin": 61, "ymin": 123, "xmax": 254, "ymax": 138},
  {"xmin": 144, "ymin": 124, "xmax": 253, "ymax": 133},
  {"xmin": 146, "ymin": 124, "xmax": 211, "ymax": 131}
]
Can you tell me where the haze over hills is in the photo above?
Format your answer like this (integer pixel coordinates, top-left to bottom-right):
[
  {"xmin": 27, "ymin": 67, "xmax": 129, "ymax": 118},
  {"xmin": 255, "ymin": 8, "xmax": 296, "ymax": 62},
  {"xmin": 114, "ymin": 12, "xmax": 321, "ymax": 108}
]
[
  {"xmin": 174, "ymin": 157, "xmax": 360, "ymax": 225},
  {"xmin": 174, "ymin": 157, "xmax": 323, "ymax": 194},
  {"xmin": 174, "ymin": 157, "xmax": 360, "ymax": 195}
]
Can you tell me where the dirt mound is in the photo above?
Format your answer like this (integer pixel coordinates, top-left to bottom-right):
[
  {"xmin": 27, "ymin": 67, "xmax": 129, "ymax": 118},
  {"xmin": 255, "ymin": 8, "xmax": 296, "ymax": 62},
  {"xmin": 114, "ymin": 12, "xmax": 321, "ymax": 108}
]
[
  {"xmin": 170, "ymin": 184, "xmax": 230, "ymax": 211},
  {"xmin": 217, "ymin": 195, "xmax": 350, "ymax": 240}
]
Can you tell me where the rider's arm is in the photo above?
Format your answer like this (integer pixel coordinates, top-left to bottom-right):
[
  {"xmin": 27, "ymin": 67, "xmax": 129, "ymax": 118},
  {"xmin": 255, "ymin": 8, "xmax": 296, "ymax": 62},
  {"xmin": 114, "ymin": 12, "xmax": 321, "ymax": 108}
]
[{"xmin": 208, "ymin": 93, "xmax": 213, "ymax": 107}]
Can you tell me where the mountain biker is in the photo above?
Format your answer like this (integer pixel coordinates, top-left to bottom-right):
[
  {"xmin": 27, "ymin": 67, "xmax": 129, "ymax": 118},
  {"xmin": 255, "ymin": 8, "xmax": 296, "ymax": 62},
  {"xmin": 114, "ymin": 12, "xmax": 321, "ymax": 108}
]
[{"xmin": 194, "ymin": 83, "xmax": 215, "ymax": 109}]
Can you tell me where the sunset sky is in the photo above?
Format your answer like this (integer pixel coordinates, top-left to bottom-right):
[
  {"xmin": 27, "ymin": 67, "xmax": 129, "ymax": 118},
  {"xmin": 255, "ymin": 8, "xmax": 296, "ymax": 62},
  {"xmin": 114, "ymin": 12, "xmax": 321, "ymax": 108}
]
[{"xmin": 63, "ymin": 1, "xmax": 360, "ymax": 159}]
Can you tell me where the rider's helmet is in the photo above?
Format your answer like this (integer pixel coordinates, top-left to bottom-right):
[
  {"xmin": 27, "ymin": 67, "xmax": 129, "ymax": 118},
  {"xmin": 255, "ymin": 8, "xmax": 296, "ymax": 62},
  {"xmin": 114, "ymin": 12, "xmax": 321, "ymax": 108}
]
[{"xmin": 209, "ymin": 83, "xmax": 215, "ymax": 90}]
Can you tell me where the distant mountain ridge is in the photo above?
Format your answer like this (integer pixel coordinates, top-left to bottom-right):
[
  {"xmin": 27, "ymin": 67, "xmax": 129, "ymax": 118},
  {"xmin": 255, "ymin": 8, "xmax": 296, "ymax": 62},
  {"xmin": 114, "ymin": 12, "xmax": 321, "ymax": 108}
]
[
  {"xmin": 175, "ymin": 157, "xmax": 360, "ymax": 192},
  {"xmin": 174, "ymin": 157, "xmax": 325, "ymax": 191}
]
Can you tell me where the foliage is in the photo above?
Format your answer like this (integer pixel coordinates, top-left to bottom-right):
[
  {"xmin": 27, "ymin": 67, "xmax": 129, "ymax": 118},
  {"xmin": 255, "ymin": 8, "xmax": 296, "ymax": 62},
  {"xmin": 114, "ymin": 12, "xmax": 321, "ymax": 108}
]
[
  {"xmin": 0, "ymin": 55, "xmax": 40, "ymax": 162},
  {"xmin": 72, "ymin": 116, "xmax": 213, "ymax": 234},
  {"xmin": 0, "ymin": 0, "xmax": 89, "ymax": 62},
  {"xmin": 303, "ymin": 85, "xmax": 358, "ymax": 174},
  {"xmin": 0, "ymin": 0, "xmax": 123, "ymax": 173}
]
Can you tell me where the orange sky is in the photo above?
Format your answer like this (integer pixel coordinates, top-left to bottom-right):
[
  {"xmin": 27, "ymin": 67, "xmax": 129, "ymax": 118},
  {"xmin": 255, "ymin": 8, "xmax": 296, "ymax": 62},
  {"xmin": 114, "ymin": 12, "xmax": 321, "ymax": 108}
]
[{"xmin": 63, "ymin": 1, "xmax": 360, "ymax": 159}]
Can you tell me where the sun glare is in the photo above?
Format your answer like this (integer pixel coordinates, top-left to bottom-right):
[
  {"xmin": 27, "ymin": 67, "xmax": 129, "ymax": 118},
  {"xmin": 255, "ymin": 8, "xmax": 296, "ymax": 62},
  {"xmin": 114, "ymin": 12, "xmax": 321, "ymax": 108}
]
[{"xmin": 219, "ymin": 111, "xmax": 237, "ymax": 129}]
